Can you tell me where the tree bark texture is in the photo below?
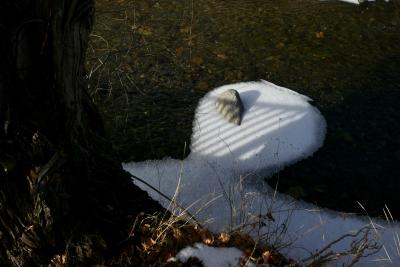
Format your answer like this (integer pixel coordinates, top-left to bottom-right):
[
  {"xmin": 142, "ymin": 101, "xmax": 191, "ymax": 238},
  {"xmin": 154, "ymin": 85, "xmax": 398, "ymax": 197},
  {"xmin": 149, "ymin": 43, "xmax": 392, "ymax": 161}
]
[{"xmin": 0, "ymin": 1, "xmax": 162, "ymax": 265}]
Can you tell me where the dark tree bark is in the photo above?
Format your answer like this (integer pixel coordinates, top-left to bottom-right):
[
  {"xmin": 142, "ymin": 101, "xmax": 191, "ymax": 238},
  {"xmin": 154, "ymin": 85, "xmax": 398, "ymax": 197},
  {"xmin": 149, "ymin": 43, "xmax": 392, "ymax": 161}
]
[{"xmin": 0, "ymin": 1, "xmax": 162, "ymax": 265}]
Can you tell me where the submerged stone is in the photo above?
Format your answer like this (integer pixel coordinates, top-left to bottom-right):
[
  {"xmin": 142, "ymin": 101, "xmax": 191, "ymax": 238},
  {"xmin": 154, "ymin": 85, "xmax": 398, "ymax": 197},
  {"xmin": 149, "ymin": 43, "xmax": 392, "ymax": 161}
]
[{"xmin": 215, "ymin": 89, "xmax": 244, "ymax": 125}]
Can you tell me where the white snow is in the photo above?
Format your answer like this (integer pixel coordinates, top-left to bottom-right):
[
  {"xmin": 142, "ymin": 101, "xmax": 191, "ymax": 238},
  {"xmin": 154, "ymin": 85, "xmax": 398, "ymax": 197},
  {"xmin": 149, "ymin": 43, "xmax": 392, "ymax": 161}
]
[
  {"xmin": 337, "ymin": 0, "xmax": 387, "ymax": 4},
  {"xmin": 169, "ymin": 243, "xmax": 256, "ymax": 267},
  {"xmin": 338, "ymin": 0, "xmax": 366, "ymax": 4},
  {"xmin": 123, "ymin": 80, "xmax": 400, "ymax": 266}
]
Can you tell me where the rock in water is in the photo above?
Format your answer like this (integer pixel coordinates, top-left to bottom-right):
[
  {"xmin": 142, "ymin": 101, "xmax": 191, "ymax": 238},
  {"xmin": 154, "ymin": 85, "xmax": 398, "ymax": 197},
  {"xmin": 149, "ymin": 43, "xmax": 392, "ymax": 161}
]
[{"xmin": 215, "ymin": 89, "xmax": 244, "ymax": 125}]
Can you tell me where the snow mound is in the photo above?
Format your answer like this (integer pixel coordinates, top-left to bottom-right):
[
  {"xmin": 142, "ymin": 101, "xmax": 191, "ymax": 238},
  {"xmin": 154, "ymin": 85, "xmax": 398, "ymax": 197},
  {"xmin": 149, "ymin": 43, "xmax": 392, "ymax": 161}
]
[{"xmin": 190, "ymin": 80, "xmax": 326, "ymax": 177}]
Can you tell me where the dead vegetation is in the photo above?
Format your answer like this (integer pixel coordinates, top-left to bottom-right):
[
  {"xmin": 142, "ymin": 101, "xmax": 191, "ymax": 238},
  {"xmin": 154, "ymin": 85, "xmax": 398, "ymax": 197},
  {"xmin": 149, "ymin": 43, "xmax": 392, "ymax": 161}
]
[{"xmin": 117, "ymin": 211, "xmax": 297, "ymax": 267}]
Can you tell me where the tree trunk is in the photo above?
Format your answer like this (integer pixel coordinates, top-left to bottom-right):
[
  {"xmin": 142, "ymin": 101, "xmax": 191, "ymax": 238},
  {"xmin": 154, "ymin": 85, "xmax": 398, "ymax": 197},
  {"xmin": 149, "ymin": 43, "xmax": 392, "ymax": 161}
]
[{"xmin": 0, "ymin": 1, "xmax": 162, "ymax": 265}]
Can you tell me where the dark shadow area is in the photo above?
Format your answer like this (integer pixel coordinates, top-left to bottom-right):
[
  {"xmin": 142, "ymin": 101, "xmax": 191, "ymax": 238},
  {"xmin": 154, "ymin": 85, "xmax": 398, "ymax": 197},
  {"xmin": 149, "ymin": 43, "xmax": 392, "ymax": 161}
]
[
  {"xmin": 102, "ymin": 89, "xmax": 204, "ymax": 162},
  {"xmin": 268, "ymin": 55, "xmax": 400, "ymax": 219}
]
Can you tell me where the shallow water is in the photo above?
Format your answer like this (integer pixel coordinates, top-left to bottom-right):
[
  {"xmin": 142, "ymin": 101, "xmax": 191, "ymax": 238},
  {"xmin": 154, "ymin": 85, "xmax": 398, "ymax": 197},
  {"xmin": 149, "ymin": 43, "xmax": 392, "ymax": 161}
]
[{"xmin": 88, "ymin": 0, "xmax": 400, "ymax": 218}]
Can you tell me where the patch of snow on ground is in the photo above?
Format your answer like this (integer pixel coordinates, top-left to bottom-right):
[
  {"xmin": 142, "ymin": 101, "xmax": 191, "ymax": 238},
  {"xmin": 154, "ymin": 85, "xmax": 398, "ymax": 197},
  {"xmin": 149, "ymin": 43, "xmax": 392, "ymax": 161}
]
[
  {"xmin": 337, "ymin": 0, "xmax": 387, "ymax": 4},
  {"xmin": 169, "ymin": 243, "xmax": 256, "ymax": 267},
  {"xmin": 124, "ymin": 80, "xmax": 400, "ymax": 266}
]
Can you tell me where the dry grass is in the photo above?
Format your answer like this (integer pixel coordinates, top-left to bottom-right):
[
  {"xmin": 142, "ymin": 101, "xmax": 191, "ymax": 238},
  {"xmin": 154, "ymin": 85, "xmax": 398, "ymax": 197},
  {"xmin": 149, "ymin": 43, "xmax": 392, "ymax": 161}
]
[{"xmin": 124, "ymin": 211, "xmax": 296, "ymax": 267}]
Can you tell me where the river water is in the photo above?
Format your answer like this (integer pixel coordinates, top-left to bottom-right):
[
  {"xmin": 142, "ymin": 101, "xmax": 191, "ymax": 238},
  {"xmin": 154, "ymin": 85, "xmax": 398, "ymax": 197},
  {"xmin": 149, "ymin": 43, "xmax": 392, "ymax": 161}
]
[{"xmin": 87, "ymin": 0, "xmax": 400, "ymax": 218}]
